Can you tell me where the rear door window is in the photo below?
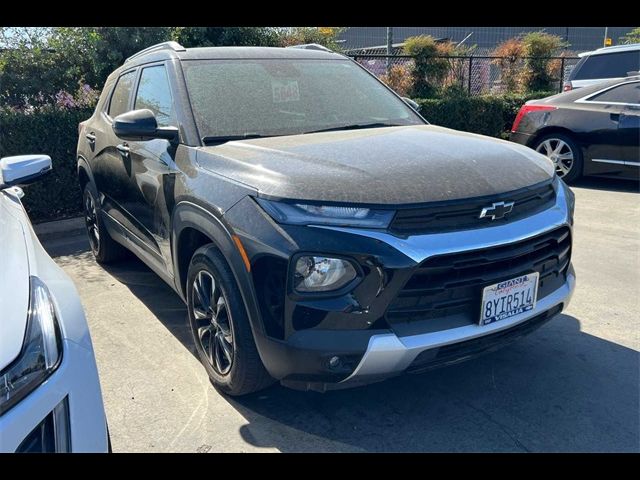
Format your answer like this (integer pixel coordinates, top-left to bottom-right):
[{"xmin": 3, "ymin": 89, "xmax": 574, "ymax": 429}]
[
  {"xmin": 572, "ymin": 51, "xmax": 640, "ymax": 80},
  {"xmin": 587, "ymin": 81, "xmax": 640, "ymax": 105}
]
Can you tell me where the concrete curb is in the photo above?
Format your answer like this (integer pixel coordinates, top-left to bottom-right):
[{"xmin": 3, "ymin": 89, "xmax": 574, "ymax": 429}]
[{"xmin": 34, "ymin": 216, "xmax": 86, "ymax": 241}]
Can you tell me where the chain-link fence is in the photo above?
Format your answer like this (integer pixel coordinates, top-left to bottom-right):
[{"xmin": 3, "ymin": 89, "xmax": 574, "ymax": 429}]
[{"xmin": 349, "ymin": 54, "xmax": 581, "ymax": 95}]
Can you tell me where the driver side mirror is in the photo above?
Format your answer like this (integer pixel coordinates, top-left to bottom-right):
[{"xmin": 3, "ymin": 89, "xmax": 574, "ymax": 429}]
[
  {"xmin": 0, "ymin": 154, "xmax": 52, "ymax": 189},
  {"xmin": 402, "ymin": 97, "xmax": 420, "ymax": 111},
  {"xmin": 112, "ymin": 109, "xmax": 178, "ymax": 142}
]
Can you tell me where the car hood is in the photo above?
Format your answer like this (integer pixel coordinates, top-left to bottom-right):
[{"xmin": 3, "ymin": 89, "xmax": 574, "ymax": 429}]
[
  {"xmin": 196, "ymin": 125, "xmax": 554, "ymax": 205},
  {"xmin": 0, "ymin": 194, "xmax": 30, "ymax": 371}
]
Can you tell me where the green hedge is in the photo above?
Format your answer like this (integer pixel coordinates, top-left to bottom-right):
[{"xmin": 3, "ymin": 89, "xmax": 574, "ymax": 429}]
[
  {"xmin": 0, "ymin": 107, "xmax": 94, "ymax": 222},
  {"xmin": 417, "ymin": 91, "xmax": 555, "ymax": 139}
]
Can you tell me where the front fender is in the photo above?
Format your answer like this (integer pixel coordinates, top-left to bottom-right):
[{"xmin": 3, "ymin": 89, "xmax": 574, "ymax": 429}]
[{"xmin": 171, "ymin": 201, "xmax": 266, "ymax": 340}]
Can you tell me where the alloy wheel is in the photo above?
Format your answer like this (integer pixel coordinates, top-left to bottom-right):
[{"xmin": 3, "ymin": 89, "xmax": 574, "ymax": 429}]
[
  {"xmin": 192, "ymin": 270, "xmax": 234, "ymax": 375},
  {"xmin": 536, "ymin": 138, "xmax": 575, "ymax": 178},
  {"xmin": 84, "ymin": 191, "xmax": 100, "ymax": 252}
]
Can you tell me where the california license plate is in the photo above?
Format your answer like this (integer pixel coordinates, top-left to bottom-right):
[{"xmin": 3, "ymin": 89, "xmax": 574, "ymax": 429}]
[{"xmin": 480, "ymin": 272, "xmax": 539, "ymax": 326}]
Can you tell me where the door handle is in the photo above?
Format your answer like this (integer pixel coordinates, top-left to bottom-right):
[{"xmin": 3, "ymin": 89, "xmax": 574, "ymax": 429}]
[
  {"xmin": 116, "ymin": 143, "xmax": 130, "ymax": 158},
  {"xmin": 610, "ymin": 113, "xmax": 620, "ymax": 122},
  {"xmin": 85, "ymin": 132, "xmax": 96, "ymax": 144}
]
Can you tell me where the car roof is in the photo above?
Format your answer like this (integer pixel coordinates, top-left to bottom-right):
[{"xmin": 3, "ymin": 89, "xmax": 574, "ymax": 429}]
[
  {"xmin": 531, "ymin": 76, "xmax": 640, "ymax": 105},
  {"xmin": 578, "ymin": 43, "xmax": 640, "ymax": 58},
  {"xmin": 122, "ymin": 42, "xmax": 345, "ymax": 69}
]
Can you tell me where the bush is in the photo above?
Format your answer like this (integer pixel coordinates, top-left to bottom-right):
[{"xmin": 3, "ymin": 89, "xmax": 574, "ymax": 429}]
[
  {"xmin": 403, "ymin": 35, "xmax": 451, "ymax": 98},
  {"xmin": 492, "ymin": 38, "xmax": 526, "ymax": 93},
  {"xmin": 417, "ymin": 91, "xmax": 555, "ymax": 138},
  {"xmin": 521, "ymin": 31, "xmax": 567, "ymax": 92},
  {"xmin": 0, "ymin": 106, "xmax": 94, "ymax": 222},
  {"xmin": 379, "ymin": 64, "xmax": 413, "ymax": 97}
]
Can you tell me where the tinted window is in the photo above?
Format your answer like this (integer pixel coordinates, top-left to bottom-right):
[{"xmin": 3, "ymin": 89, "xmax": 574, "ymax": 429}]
[
  {"xmin": 588, "ymin": 81, "xmax": 640, "ymax": 104},
  {"xmin": 572, "ymin": 51, "xmax": 640, "ymax": 80},
  {"xmin": 108, "ymin": 71, "xmax": 136, "ymax": 118},
  {"xmin": 183, "ymin": 59, "xmax": 422, "ymax": 140},
  {"xmin": 134, "ymin": 65, "xmax": 175, "ymax": 127}
]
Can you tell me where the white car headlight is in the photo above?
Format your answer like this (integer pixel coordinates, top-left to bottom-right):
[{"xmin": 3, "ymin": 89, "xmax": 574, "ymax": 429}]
[
  {"xmin": 0, "ymin": 277, "xmax": 62, "ymax": 415},
  {"xmin": 257, "ymin": 198, "xmax": 395, "ymax": 228}
]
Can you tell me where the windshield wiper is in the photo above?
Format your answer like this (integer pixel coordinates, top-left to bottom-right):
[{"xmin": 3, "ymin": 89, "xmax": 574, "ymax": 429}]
[
  {"xmin": 202, "ymin": 133, "xmax": 271, "ymax": 145},
  {"xmin": 302, "ymin": 122, "xmax": 403, "ymax": 135}
]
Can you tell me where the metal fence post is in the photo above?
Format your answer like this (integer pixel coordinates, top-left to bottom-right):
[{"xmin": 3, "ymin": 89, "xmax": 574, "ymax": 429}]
[
  {"xmin": 559, "ymin": 57, "xmax": 565, "ymax": 93},
  {"xmin": 468, "ymin": 57, "xmax": 473, "ymax": 95}
]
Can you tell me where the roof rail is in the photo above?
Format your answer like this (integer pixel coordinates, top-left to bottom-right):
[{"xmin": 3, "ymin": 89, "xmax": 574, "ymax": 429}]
[
  {"xmin": 126, "ymin": 41, "xmax": 186, "ymax": 63},
  {"xmin": 286, "ymin": 43, "xmax": 332, "ymax": 52}
]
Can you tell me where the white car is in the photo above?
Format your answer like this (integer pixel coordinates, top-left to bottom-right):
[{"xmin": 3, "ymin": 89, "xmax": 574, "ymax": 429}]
[
  {"xmin": 564, "ymin": 43, "xmax": 640, "ymax": 91},
  {"xmin": 0, "ymin": 155, "xmax": 108, "ymax": 453}
]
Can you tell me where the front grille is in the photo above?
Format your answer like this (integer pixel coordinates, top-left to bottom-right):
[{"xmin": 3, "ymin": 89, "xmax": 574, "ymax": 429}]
[
  {"xmin": 387, "ymin": 227, "xmax": 571, "ymax": 328},
  {"xmin": 407, "ymin": 304, "xmax": 563, "ymax": 373},
  {"xmin": 390, "ymin": 180, "xmax": 556, "ymax": 235}
]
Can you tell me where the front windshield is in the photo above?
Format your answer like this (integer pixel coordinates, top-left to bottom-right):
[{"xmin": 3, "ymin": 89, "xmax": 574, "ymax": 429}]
[{"xmin": 182, "ymin": 58, "xmax": 424, "ymax": 141}]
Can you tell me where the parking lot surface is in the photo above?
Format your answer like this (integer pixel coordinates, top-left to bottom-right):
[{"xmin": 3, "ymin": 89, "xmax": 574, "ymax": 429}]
[{"xmin": 42, "ymin": 177, "xmax": 639, "ymax": 452}]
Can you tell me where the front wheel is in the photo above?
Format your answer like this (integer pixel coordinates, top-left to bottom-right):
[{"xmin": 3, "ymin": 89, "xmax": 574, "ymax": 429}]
[
  {"xmin": 533, "ymin": 133, "xmax": 583, "ymax": 183},
  {"xmin": 186, "ymin": 245, "xmax": 273, "ymax": 396}
]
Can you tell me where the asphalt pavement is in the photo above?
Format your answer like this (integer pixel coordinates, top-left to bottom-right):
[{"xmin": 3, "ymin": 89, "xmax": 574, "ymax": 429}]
[{"xmin": 41, "ymin": 177, "xmax": 640, "ymax": 452}]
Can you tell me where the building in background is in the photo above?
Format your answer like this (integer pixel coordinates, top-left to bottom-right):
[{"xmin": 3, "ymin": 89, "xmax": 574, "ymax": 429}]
[{"xmin": 340, "ymin": 27, "xmax": 636, "ymax": 54}]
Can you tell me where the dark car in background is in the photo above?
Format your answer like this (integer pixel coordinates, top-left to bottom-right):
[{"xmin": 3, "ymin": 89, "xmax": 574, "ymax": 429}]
[{"xmin": 510, "ymin": 77, "xmax": 640, "ymax": 183}]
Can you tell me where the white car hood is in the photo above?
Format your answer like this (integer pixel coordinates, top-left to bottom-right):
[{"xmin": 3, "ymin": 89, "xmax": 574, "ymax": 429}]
[{"xmin": 0, "ymin": 193, "xmax": 30, "ymax": 371}]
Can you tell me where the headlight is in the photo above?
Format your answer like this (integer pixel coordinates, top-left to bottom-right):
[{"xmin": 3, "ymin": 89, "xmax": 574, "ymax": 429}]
[
  {"xmin": 0, "ymin": 277, "xmax": 62, "ymax": 415},
  {"xmin": 293, "ymin": 256, "xmax": 358, "ymax": 292},
  {"xmin": 257, "ymin": 198, "xmax": 395, "ymax": 228}
]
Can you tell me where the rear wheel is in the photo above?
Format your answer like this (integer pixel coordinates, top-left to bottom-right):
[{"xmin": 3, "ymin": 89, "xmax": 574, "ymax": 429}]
[
  {"xmin": 186, "ymin": 245, "xmax": 273, "ymax": 396},
  {"xmin": 83, "ymin": 184, "xmax": 126, "ymax": 264},
  {"xmin": 533, "ymin": 133, "xmax": 583, "ymax": 183}
]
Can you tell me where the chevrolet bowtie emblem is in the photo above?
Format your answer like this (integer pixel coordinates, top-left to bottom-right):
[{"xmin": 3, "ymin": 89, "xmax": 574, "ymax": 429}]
[{"xmin": 479, "ymin": 201, "xmax": 515, "ymax": 220}]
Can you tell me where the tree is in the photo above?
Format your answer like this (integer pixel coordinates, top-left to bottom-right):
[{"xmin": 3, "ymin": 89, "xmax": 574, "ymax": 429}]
[
  {"xmin": 171, "ymin": 27, "xmax": 280, "ymax": 48},
  {"xmin": 275, "ymin": 27, "xmax": 345, "ymax": 51},
  {"xmin": 619, "ymin": 27, "xmax": 640, "ymax": 45}
]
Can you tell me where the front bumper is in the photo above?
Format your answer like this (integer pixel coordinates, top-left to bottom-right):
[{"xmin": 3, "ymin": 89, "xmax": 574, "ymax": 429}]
[
  {"xmin": 0, "ymin": 339, "xmax": 108, "ymax": 452},
  {"xmin": 228, "ymin": 179, "xmax": 575, "ymax": 391},
  {"xmin": 338, "ymin": 266, "xmax": 574, "ymax": 389}
]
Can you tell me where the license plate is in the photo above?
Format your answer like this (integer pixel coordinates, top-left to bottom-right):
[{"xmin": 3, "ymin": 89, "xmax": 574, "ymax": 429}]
[{"xmin": 480, "ymin": 272, "xmax": 539, "ymax": 326}]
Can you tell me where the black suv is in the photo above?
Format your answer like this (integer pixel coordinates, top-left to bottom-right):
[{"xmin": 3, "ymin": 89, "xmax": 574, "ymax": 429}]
[{"xmin": 77, "ymin": 42, "xmax": 576, "ymax": 395}]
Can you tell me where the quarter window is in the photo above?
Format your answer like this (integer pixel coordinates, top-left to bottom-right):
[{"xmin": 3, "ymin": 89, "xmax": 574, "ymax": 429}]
[
  {"xmin": 134, "ymin": 65, "xmax": 176, "ymax": 127},
  {"xmin": 108, "ymin": 70, "xmax": 136, "ymax": 119}
]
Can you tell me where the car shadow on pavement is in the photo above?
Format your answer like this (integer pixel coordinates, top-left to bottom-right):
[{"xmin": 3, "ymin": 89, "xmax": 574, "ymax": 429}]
[
  {"xmin": 99, "ymin": 256, "xmax": 196, "ymax": 354},
  {"xmin": 47, "ymin": 239, "xmax": 639, "ymax": 452},
  {"xmin": 227, "ymin": 314, "xmax": 639, "ymax": 452},
  {"xmin": 571, "ymin": 177, "xmax": 639, "ymax": 193},
  {"xmin": 104, "ymin": 253, "xmax": 639, "ymax": 452}
]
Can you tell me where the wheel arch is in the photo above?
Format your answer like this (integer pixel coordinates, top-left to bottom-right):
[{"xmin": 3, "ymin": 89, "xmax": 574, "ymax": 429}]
[
  {"xmin": 171, "ymin": 201, "xmax": 266, "ymax": 338},
  {"xmin": 77, "ymin": 155, "xmax": 95, "ymax": 191},
  {"xmin": 527, "ymin": 126, "xmax": 580, "ymax": 149}
]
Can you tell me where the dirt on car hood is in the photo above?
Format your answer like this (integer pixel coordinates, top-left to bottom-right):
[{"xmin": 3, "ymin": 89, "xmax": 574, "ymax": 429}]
[{"xmin": 196, "ymin": 124, "xmax": 554, "ymax": 205}]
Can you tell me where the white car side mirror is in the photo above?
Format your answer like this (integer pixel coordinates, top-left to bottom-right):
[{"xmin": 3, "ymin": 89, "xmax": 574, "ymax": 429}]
[{"xmin": 0, "ymin": 155, "xmax": 52, "ymax": 189}]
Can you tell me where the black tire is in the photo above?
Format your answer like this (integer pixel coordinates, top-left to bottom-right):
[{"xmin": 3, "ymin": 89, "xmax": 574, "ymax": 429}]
[
  {"xmin": 533, "ymin": 133, "xmax": 583, "ymax": 184},
  {"xmin": 83, "ymin": 183, "xmax": 126, "ymax": 264},
  {"xmin": 186, "ymin": 245, "xmax": 273, "ymax": 396}
]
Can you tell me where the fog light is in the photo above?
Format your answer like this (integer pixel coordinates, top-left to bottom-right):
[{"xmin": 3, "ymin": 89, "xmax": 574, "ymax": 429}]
[
  {"xmin": 328, "ymin": 356, "xmax": 341, "ymax": 369},
  {"xmin": 294, "ymin": 256, "xmax": 357, "ymax": 293}
]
